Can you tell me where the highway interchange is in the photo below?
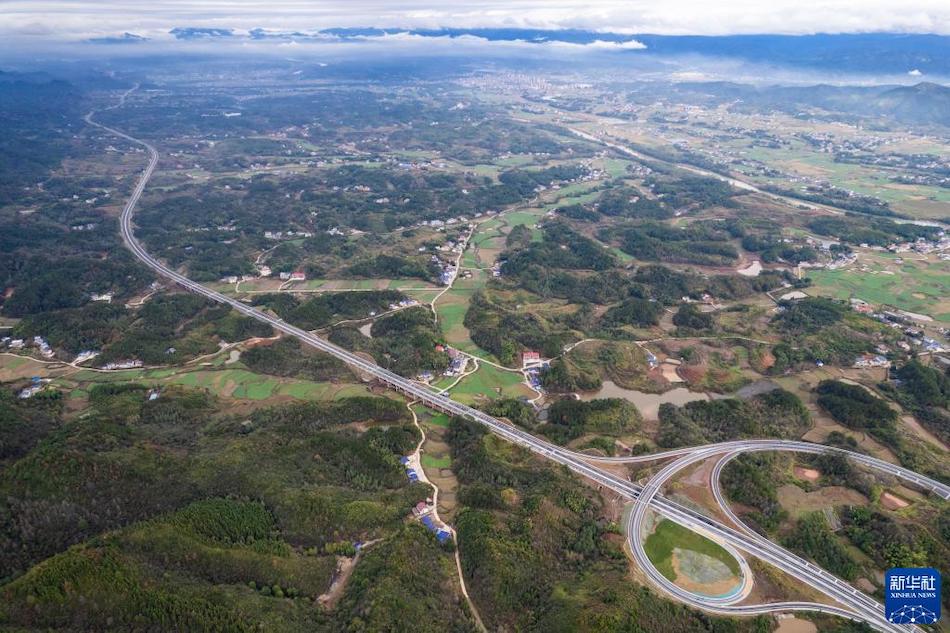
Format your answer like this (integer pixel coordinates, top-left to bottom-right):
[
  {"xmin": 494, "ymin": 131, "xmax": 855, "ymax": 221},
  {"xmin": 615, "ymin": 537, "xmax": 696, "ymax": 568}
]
[{"xmin": 87, "ymin": 94, "xmax": 947, "ymax": 632}]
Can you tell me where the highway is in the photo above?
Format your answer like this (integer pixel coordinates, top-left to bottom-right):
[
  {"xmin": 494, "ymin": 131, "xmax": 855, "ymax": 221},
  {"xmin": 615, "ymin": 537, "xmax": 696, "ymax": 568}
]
[
  {"xmin": 86, "ymin": 96, "xmax": 935, "ymax": 632},
  {"xmin": 586, "ymin": 439, "xmax": 950, "ymax": 500},
  {"xmin": 627, "ymin": 450, "xmax": 862, "ymax": 622},
  {"xmin": 712, "ymin": 452, "xmax": 769, "ymax": 542},
  {"xmin": 567, "ymin": 127, "xmax": 843, "ymax": 215},
  {"xmin": 625, "ymin": 446, "xmax": 922, "ymax": 632}
]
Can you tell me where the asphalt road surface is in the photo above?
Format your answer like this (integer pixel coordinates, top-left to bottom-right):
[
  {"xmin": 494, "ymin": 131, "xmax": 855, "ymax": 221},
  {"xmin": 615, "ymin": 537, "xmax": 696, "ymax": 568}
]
[{"xmin": 86, "ymin": 95, "xmax": 940, "ymax": 632}]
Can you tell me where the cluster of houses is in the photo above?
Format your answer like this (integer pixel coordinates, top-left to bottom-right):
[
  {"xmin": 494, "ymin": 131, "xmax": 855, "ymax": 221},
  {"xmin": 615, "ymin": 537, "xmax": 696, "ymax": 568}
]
[
  {"xmin": 326, "ymin": 227, "xmax": 361, "ymax": 237},
  {"xmin": 416, "ymin": 370, "xmax": 436, "ymax": 383},
  {"xmin": 32, "ymin": 336, "xmax": 54, "ymax": 358},
  {"xmin": 101, "ymin": 359, "xmax": 143, "ymax": 370},
  {"xmin": 434, "ymin": 238, "xmax": 466, "ymax": 254},
  {"xmin": 263, "ymin": 229, "xmax": 314, "ymax": 240},
  {"xmin": 415, "ymin": 217, "xmax": 469, "ymax": 229},
  {"xmin": 841, "ymin": 300, "xmax": 949, "ymax": 367},
  {"xmin": 1, "ymin": 336, "xmax": 92, "ymax": 363},
  {"xmin": 399, "ymin": 456, "xmax": 420, "ymax": 482},
  {"xmin": 521, "ymin": 350, "xmax": 550, "ymax": 393},
  {"xmin": 403, "ymin": 214, "xmax": 501, "ymax": 234},
  {"xmin": 853, "ymin": 353, "xmax": 891, "ymax": 369},
  {"xmin": 18, "ymin": 377, "xmax": 48, "ymax": 399},
  {"xmin": 430, "ymin": 255, "xmax": 457, "ymax": 286},
  {"xmin": 74, "ymin": 350, "xmax": 99, "ymax": 365},
  {"xmin": 186, "ymin": 224, "xmax": 237, "ymax": 233},
  {"xmin": 868, "ymin": 308, "xmax": 947, "ymax": 353},
  {"xmin": 2, "ymin": 337, "xmax": 25, "ymax": 351},
  {"xmin": 438, "ymin": 345, "xmax": 468, "ymax": 377},
  {"xmin": 780, "ymin": 292, "xmax": 949, "ymax": 369},
  {"xmin": 389, "ymin": 298, "xmax": 419, "ymax": 311},
  {"xmin": 886, "ymin": 234, "xmax": 950, "ymax": 255},
  {"xmin": 534, "ymin": 168, "xmax": 604, "ymax": 194},
  {"xmin": 416, "ymin": 345, "xmax": 468, "ymax": 383},
  {"xmin": 399, "ymin": 457, "xmax": 451, "ymax": 543},
  {"xmin": 3, "ymin": 336, "xmax": 58, "ymax": 359},
  {"xmin": 279, "ymin": 271, "xmax": 307, "ymax": 282}
]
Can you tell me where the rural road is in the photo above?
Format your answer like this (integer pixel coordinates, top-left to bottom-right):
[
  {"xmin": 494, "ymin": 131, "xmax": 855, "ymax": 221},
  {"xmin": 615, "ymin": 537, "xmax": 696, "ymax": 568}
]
[{"xmin": 86, "ymin": 90, "xmax": 940, "ymax": 632}]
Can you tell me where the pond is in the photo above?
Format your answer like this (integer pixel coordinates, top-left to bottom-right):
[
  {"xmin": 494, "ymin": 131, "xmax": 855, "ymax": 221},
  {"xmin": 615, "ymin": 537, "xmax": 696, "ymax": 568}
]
[{"xmin": 579, "ymin": 381, "xmax": 718, "ymax": 419}]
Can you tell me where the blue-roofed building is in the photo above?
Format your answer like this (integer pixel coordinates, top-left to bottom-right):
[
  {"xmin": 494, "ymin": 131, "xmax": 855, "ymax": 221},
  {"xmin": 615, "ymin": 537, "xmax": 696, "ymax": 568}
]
[
  {"xmin": 421, "ymin": 516, "xmax": 452, "ymax": 542},
  {"xmin": 399, "ymin": 456, "xmax": 410, "ymax": 465}
]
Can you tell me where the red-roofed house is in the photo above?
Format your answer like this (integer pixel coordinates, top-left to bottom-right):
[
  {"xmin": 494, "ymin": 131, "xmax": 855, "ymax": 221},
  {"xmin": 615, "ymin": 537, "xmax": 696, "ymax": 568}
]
[{"xmin": 521, "ymin": 350, "xmax": 541, "ymax": 368}]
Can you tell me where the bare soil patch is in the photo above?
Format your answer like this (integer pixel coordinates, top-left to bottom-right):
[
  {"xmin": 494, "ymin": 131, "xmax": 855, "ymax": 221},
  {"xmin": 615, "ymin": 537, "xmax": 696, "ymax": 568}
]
[
  {"xmin": 777, "ymin": 484, "xmax": 867, "ymax": 516},
  {"xmin": 901, "ymin": 415, "xmax": 949, "ymax": 452},
  {"xmin": 793, "ymin": 467, "xmax": 820, "ymax": 483},
  {"xmin": 661, "ymin": 363, "xmax": 683, "ymax": 382},
  {"xmin": 880, "ymin": 491, "xmax": 909, "ymax": 510},
  {"xmin": 774, "ymin": 617, "xmax": 818, "ymax": 633},
  {"xmin": 671, "ymin": 551, "xmax": 740, "ymax": 597}
]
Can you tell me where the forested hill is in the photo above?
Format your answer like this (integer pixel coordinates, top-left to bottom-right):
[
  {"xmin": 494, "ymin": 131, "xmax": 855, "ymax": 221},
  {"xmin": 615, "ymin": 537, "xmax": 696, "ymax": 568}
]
[{"xmin": 0, "ymin": 72, "xmax": 83, "ymax": 207}]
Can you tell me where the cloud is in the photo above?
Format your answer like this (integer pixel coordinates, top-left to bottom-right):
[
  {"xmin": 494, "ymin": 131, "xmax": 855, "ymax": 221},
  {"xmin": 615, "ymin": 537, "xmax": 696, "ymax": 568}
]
[
  {"xmin": 340, "ymin": 30, "xmax": 647, "ymax": 52},
  {"xmin": 0, "ymin": 0, "xmax": 948, "ymax": 41},
  {"xmin": 543, "ymin": 38, "xmax": 647, "ymax": 50}
]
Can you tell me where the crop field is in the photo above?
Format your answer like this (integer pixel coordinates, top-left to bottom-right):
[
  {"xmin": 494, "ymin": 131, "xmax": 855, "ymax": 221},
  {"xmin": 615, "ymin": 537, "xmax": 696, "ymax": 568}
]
[
  {"xmin": 722, "ymin": 139, "xmax": 950, "ymax": 220},
  {"xmin": 413, "ymin": 405, "xmax": 453, "ymax": 428},
  {"xmin": 426, "ymin": 412, "xmax": 452, "ymax": 428},
  {"xmin": 0, "ymin": 353, "xmax": 52, "ymax": 382},
  {"xmin": 448, "ymin": 363, "xmax": 533, "ymax": 404},
  {"xmin": 421, "ymin": 454, "xmax": 452, "ymax": 468},
  {"xmin": 503, "ymin": 209, "xmax": 546, "ymax": 231},
  {"xmin": 452, "ymin": 269, "xmax": 489, "ymax": 291},
  {"xmin": 461, "ymin": 250, "xmax": 480, "ymax": 268},
  {"xmin": 431, "ymin": 375, "xmax": 457, "ymax": 390},
  {"xmin": 598, "ymin": 157, "xmax": 634, "ymax": 178},
  {"xmin": 436, "ymin": 289, "xmax": 496, "ymax": 361},
  {"xmin": 54, "ymin": 366, "xmax": 374, "ymax": 402},
  {"xmin": 808, "ymin": 253, "xmax": 950, "ymax": 322}
]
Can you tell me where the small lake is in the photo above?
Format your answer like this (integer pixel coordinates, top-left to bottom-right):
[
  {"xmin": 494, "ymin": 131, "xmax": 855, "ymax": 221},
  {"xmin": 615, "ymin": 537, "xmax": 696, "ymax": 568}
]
[{"xmin": 579, "ymin": 381, "xmax": 719, "ymax": 419}]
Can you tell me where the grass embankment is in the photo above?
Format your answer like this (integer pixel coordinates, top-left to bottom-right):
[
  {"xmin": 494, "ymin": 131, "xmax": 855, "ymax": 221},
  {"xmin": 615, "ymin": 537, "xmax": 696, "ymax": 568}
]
[{"xmin": 643, "ymin": 519, "xmax": 741, "ymax": 582}]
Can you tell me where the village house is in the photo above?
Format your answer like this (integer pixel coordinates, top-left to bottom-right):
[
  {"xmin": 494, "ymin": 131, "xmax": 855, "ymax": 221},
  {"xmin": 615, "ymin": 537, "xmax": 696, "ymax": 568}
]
[
  {"xmin": 853, "ymin": 353, "xmax": 890, "ymax": 369},
  {"xmin": 521, "ymin": 350, "xmax": 542, "ymax": 368}
]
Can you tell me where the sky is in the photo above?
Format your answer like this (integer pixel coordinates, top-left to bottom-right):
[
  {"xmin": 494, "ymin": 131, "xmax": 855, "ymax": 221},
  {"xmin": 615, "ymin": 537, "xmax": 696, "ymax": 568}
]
[{"xmin": 1, "ymin": 0, "xmax": 949, "ymax": 42}]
